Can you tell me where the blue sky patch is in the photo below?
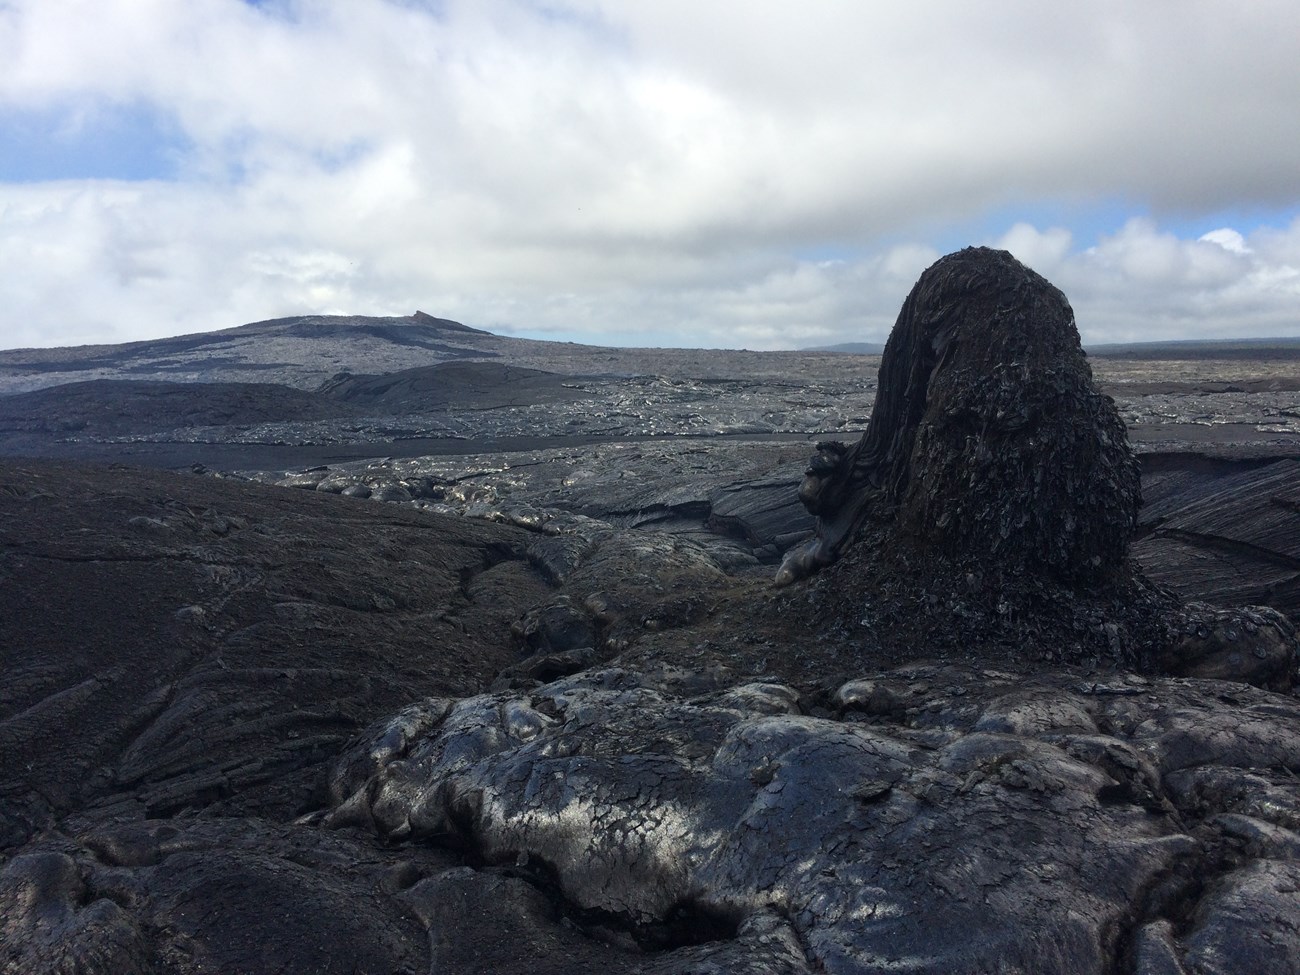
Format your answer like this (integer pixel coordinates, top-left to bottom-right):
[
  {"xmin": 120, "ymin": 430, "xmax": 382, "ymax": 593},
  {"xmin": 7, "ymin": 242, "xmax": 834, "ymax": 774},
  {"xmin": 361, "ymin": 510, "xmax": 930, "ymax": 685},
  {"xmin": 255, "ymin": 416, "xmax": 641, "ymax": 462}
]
[{"xmin": 0, "ymin": 101, "xmax": 190, "ymax": 183}]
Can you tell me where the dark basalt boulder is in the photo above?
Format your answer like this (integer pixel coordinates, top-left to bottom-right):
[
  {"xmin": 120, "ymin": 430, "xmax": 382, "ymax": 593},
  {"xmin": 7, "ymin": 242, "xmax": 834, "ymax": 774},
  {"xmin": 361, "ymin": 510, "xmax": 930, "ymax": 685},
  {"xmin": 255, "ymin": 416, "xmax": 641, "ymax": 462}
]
[
  {"xmin": 778, "ymin": 246, "xmax": 1140, "ymax": 586},
  {"xmin": 776, "ymin": 248, "xmax": 1296, "ymax": 685}
]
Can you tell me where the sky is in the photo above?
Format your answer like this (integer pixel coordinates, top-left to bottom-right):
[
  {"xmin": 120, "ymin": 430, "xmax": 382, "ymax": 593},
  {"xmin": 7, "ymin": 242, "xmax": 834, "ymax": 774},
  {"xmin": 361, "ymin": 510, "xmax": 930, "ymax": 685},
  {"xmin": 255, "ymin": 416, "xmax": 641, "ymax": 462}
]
[{"xmin": 1, "ymin": 1, "xmax": 1299, "ymax": 351}]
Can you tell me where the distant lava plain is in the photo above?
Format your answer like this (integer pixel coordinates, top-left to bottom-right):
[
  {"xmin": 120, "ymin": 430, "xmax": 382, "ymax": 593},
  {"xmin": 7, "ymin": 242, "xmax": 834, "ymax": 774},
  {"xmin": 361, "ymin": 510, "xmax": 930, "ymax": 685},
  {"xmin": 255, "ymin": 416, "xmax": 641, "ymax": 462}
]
[
  {"xmin": 3, "ymin": 311, "xmax": 1300, "ymax": 468},
  {"xmin": 3, "ymin": 312, "xmax": 1300, "ymax": 618}
]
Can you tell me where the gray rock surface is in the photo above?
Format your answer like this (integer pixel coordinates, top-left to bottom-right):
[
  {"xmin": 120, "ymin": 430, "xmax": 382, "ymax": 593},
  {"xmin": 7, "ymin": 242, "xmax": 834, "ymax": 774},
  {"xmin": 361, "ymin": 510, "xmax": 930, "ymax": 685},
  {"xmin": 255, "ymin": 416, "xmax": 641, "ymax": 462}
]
[
  {"xmin": 4, "ymin": 449, "xmax": 1298, "ymax": 973},
  {"xmin": 2, "ymin": 294, "xmax": 1300, "ymax": 973},
  {"xmin": 323, "ymin": 662, "xmax": 1300, "ymax": 974}
]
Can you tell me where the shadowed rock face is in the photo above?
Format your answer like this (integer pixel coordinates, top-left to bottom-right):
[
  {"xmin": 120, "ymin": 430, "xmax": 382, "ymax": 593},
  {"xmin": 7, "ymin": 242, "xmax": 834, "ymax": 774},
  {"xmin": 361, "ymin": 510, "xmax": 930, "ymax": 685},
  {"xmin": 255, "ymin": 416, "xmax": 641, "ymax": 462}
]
[{"xmin": 779, "ymin": 246, "xmax": 1141, "ymax": 586}]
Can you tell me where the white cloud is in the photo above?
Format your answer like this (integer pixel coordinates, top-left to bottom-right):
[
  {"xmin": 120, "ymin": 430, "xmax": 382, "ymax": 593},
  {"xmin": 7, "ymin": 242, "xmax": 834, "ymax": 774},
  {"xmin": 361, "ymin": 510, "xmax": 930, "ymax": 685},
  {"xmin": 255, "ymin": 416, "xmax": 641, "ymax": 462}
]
[
  {"xmin": 1200, "ymin": 228, "xmax": 1250, "ymax": 255},
  {"xmin": 1, "ymin": 0, "xmax": 1299, "ymax": 350},
  {"xmin": 1060, "ymin": 217, "xmax": 1300, "ymax": 343},
  {"xmin": 993, "ymin": 224, "xmax": 1073, "ymax": 274}
]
